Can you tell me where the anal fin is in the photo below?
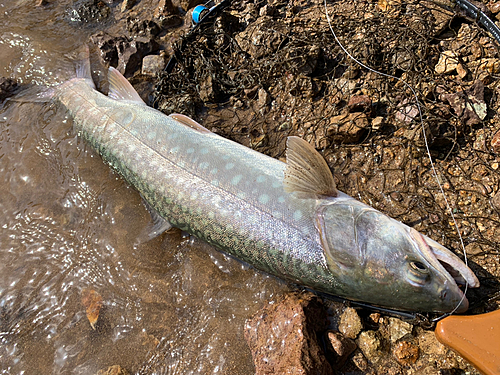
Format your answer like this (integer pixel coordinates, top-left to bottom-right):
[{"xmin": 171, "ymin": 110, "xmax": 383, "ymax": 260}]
[{"xmin": 137, "ymin": 197, "xmax": 173, "ymax": 243}]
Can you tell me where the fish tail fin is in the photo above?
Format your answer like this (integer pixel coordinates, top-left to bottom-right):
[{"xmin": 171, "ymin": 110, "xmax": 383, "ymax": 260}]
[
  {"xmin": 73, "ymin": 44, "xmax": 95, "ymax": 89},
  {"xmin": 5, "ymin": 45, "xmax": 95, "ymax": 105}
]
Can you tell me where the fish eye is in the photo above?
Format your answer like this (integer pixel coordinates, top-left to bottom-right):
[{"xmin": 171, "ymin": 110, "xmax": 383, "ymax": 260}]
[{"xmin": 410, "ymin": 261, "xmax": 429, "ymax": 274}]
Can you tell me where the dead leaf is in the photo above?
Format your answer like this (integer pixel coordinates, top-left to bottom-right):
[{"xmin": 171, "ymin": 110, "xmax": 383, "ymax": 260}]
[
  {"xmin": 442, "ymin": 80, "xmax": 487, "ymax": 126},
  {"xmin": 82, "ymin": 289, "xmax": 103, "ymax": 330}
]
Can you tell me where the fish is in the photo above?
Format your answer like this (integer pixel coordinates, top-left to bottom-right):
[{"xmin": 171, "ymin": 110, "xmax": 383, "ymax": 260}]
[{"xmin": 32, "ymin": 47, "xmax": 479, "ymax": 313}]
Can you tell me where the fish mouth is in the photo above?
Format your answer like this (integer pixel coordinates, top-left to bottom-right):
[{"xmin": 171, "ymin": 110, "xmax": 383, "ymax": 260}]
[
  {"xmin": 424, "ymin": 236, "xmax": 480, "ymax": 289},
  {"xmin": 409, "ymin": 228, "xmax": 479, "ymax": 313}
]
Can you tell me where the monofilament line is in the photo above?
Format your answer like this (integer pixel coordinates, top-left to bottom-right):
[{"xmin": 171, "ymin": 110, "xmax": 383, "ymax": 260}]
[{"xmin": 323, "ymin": 0, "xmax": 469, "ymax": 318}]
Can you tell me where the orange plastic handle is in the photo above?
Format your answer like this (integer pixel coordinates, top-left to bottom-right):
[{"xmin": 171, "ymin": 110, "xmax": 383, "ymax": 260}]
[{"xmin": 435, "ymin": 310, "xmax": 500, "ymax": 375}]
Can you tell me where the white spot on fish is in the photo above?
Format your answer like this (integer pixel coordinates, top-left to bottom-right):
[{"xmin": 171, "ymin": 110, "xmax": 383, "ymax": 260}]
[
  {"xmin": 256, "ymin": 175, "xmax": 266, "ymax": 183},
  {"xmin": 170, "ymin": 146, "xmax": 180, "ymax": 154},
  {"xmin": 200, "ymin": 148, "xmax": 208, "ymax": 154},
  {"xmin": 293, "ymin": 210, "xmax": 303, "ymax": 221},
  {"xmin": 231, "ymin": 174, "xmax": 243, "ymax": 185},
  {"xmin": 187, "ymin": 148, "xmax": 194, "ymax": 154},
  {"xmin": 210, "ymin": 168, "xmax": 218, "ymax": 175},
  {"xmin": 237, "ymin": 192, "xmax": 246, "ymax": 199},
  {"xmin": 225, "ymin": 163, "xmax": 235, "ymax": 170},
  {"xmin": 259, "ymin": 194, "xmax": 270, "ymax": 204},
  {"xmin": 272, "ymin": 180, "xmax": 281, "ymax": 188},
  {"xmin": 211, "ymin": 179, "xmax": 219, "ymax": 187},
  {"xmin": 278, "ymin": 196, "xmax": 285, "ymax": 203},
  {"xmin": 199, "ymin": 162, "xmax": 209, "ymax": 169}
]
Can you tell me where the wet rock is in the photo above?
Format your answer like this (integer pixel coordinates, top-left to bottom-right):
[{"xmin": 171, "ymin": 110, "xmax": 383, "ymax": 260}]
[
  {"xmin": 435, "ymin": 50, "xmax": 459, "ymax": 74},
  {"xmin": 257, "ymin": 88, "xmax": 270, "ymax": 108},
  {"xmin": 443, "ymin": 80, "xmax": 487, "ymax": 126},
  {"xmin": 338, "ymin": 307, "xmax": 363, "ymax": 339},
  {"xmin": 347, "ymin": 94, "xmax": 372, "ymax": 112},
  {"xmin": 387, "ymin": 317, "xmax": 413, "ymax": 343},
  {"xmin": 326, "ymin": 331, "xmax": 357, "ymax": 369},
  {"xmin": 284, "ymin": 45, "xmax": 321, "ymax": 76},
  {"xmin": 0, "ymin": 77, "xmax": 18, "ymax": 101},
  {"xmin": 357, "ymin": 330, "xmax": 383, "ymax": 364},
  {"xmin": 127, "ymin": 18, "xmax": 161, "ymax": 38},
  {"xmin": 327, "ymin": 112, "xmax": 369, "ymax": 143},
  {"xmin": 351, "ymin": 352, "xmax": 376, "ymax": 374},
  {"xmin": 121, "ymin": 0, "xmax": 136, "ymax": 12},
  {"xmin": 180, "ymin": 0, "xmax": 204, "ymax": 12},
  {"xmin": 91, "ymin": 32, "xmax": 159, "ymax": 77},
  {"xmin": 392, "ymin": 341, "xmax": 419, "ymax": 366},
  {"xmin": 68, "ymin": 0, "xmax": 110, "ymax": 24},
  {"xmin": 154, "ymin": 0, "xmax": 177, "ymax": 18},
  {"xmin": 95, "ymin": 365, "xmax": 130, "ymax": 375},
  {"xmin": 142, "ymin": 55, "xmax": 165, "ymax": 76},
  {"xmin": 244, "ymin": 292, "xmax": 333, "ymax": 375},
  {"xmin": 491, "ymin": 129, "xmax": 500, "ymax": 154}
]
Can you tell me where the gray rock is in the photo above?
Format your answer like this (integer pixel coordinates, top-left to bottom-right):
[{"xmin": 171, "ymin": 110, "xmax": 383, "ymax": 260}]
[{"xmin": 142, "ymin": 55, "xmax": 165, "ymax": 76}]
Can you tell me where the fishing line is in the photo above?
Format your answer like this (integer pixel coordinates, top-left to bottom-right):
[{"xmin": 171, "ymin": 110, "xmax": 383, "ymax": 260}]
[{"xmin": 323, "ymin": 0, "xmax": 469, "ymax": 318}]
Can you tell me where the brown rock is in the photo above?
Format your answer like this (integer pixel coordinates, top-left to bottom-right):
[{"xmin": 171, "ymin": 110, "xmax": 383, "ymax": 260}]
[
  {"xmin": 327, "ymin": 331, "xmax": 357, "ymax": 369},
  {"xmin": 338, "ymin": 307, "xmax": 363, "ymax": 339},
  {"xmin": 443, "ymin": 80, "xmax": 487, "ymax": 126},
  {"xmin": 435, "ymin": 51, "xmax": 459, "ymax": 74},
  {"xmin": 327, "ymin": 112, "xmax": 369, "ymax": 143},
  {"xmin": 179, "ymin": 0, "xmax": 204, "ymax": 12},
  {"xmin": 96, "ymin": 365, "xmax": 130, "ymax": 375},
  {"xmin": 244, "ymin": 292, "xmax": 333, "ymax": 375},
  {"xmin": 393, "ymin": 341, "xmax": 419, "ymax": 366},
  {"xmin": 90, "ymin": 32, "xmax": 159, "ymax": 77},
  {"xmin": 492, "ymin": 129, "xmax": 500, "ymax": 154},
  {"xmin": 357, "ymin": 330, "xmax": 383, "ymax": 364},
  {"xmin": 154, "ymin": 0, "xmax": 177, "ymax": 18},
  {"xmin": 347, "ymin": 95, "xmax": 372, "ymax": 112}
]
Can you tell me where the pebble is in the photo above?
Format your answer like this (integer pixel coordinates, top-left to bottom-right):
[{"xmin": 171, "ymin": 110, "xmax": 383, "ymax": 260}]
[
  {"xmin": 435, "ymin": 51, "xmax": 459, "ymax": 74},
  {"xmin": 392, "ymin": 341, "xmax": 419, "ymax": 365},
  {"xmin": 357, "ymin": 330, "xmax": 383, "ymax": 363},
  {"xmin": 387, "ymin": 317, "xmax": 413, "ymax": 343},
  {"xmin": 142, "ymin": 55, "xmax": 165, "ymax": 76},
  {"xmin": 338, "ymin": 307, "xmax": 363, "ymax": 339},
  {"xmin": 492, "ymin": 129, "xmax": 500, "ymax": 154},
  {"xmin": 327, "ymin": 331, "xmax": 357, "ymax": 369}
]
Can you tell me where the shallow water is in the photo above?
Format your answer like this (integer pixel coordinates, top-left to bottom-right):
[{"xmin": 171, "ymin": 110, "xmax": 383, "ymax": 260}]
[{"xmin": 0, "ymin": 1, "xmax": 290, "ymax": 374}]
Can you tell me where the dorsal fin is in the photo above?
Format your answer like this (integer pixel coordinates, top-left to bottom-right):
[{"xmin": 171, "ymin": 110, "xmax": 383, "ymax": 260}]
[
  {"xmin": 169, "ymin": 113, "xmax": 212, "ymax": 134},
  {"xmin": 284, "ymin": 136, "xmax": 337, "ymax": 197},
  {"xmin": 107, "ymin": 67, "xmax": 146, "ymax": 104}
]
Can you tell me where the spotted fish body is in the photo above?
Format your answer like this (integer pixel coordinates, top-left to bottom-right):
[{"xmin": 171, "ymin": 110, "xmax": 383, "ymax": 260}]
[{"xmin": 50, "ymin": 55, "xmax": 478, "ymax": 313}]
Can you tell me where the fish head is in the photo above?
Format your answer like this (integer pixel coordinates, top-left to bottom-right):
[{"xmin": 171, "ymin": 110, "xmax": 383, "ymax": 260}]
[{"xmin": 318, "ymin": 202, "xmax": 479, "ymax": 313}]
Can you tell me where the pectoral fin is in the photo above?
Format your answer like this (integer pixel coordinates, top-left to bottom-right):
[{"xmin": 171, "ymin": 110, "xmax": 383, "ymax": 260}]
[{"xmin": 284, "ymin": 136, "xmax": 337, "ymax": 197}]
